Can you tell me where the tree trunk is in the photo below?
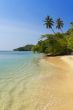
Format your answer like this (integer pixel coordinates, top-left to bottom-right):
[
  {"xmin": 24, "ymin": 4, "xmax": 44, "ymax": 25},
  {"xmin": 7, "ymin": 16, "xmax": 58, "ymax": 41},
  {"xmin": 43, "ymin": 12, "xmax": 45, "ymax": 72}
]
[
  {"xmin": 61, "ymin": 28, "xmax": 63, "ymax": 33},
  {"xmin": 51, "ymin": 28, "xmax": 55, "ymax": 34}
]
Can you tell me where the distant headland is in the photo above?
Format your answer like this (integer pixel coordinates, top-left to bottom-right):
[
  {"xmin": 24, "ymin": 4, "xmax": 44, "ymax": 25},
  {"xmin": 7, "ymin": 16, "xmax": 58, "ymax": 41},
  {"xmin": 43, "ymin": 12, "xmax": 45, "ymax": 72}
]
[{"xmin": 13, "ymin": 44, "xmax": 34, "ymax": 51}]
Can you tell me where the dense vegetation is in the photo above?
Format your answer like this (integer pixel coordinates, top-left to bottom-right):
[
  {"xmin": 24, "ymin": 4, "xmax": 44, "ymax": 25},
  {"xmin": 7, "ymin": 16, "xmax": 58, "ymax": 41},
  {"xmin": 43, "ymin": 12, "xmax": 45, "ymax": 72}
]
[
  {"xmin": 14, "ymin": 44, "xmax": 34, "ymax": 51},
  {"xmin": 32, "ymin": 16, "xmax": 73, "ymax": 56}
]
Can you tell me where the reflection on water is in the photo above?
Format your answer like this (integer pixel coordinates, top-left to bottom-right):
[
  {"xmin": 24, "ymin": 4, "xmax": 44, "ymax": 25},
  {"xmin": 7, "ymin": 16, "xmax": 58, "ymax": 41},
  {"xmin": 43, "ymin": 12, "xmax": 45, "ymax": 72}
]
[{"xmin": 0, "ymin": 51, "xmax": 73, "ymax": 110}]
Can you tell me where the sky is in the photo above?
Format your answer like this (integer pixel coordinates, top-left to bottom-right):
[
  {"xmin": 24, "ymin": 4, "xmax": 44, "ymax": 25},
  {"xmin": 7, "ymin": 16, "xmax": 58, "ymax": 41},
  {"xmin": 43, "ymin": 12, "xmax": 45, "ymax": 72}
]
[{"xmin": 0, "ymin": 0, "xmax": 73, "ymax": 50}]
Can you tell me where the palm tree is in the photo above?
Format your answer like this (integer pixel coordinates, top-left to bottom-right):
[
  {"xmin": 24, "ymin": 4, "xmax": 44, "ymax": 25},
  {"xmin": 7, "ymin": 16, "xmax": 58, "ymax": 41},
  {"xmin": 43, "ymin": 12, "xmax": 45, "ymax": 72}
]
[
  {"xmin": 56, "ymin": 18, "xmax": 64, "ymax": 33},
  {"xmin": 44, "ymin": 16, "xmax": 55, "ymax": 33}
]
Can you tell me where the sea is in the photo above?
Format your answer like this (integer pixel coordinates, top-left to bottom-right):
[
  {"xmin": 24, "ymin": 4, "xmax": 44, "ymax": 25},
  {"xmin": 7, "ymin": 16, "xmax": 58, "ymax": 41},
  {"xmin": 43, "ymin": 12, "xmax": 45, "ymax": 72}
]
[
  {"xmin": 0, "ymin": 51, "xmax": 72, "ymax": 110},
  {"xmin": 0, "ymin": 51, "xmax": 49, "ymax": 110}
]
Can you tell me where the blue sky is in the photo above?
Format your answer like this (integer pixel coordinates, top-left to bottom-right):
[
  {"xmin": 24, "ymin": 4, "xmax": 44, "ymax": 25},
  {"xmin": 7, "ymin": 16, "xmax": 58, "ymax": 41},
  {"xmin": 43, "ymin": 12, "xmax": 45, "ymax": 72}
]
[{"xmin": 0, "ymin": 0, "xmax": 73, "ymax": 50}]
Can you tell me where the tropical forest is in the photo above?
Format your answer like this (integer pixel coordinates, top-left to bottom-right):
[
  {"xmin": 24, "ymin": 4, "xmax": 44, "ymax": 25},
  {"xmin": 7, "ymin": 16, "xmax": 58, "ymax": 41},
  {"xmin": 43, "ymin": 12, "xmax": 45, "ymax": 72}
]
[{"xmin": 32, "ymin": 16, "xmax": 73, "ymax": 56}]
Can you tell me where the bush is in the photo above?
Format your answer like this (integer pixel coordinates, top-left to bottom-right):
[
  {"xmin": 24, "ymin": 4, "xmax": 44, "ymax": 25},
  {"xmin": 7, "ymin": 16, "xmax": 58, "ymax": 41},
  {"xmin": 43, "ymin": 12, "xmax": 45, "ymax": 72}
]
[
  {"xmin": 67, "ymin": 35, "xmax": 73, "ymax": 51},
  {"xmin": 32, "ymin": 32, "xmax": 73, "ymax": 56}
]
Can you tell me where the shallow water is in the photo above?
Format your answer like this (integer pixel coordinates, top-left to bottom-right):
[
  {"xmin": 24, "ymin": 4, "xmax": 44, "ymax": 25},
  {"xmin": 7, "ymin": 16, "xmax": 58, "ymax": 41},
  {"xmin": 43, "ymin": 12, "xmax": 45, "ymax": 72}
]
[{"xmin": 0, "ymin": 51, "xmax": 73, "ymax": 110}]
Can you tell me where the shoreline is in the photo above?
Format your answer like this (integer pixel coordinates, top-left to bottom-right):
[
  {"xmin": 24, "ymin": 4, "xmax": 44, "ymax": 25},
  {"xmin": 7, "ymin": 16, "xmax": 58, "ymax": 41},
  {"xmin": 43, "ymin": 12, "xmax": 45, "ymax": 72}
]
[
  {"xmin": 40, "ymin": 55, "xmax": 73, "ymax": 71},
  {"xmin": 38, "ymin": 55, "xmax": 73, "ymax": 110}
]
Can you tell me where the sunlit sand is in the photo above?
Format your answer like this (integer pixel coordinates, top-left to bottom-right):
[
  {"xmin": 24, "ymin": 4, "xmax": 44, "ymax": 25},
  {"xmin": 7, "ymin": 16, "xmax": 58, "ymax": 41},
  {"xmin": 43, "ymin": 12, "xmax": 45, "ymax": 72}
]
[{"xmin": 39, "ymin": 55, "xmax": 73, "ymax": 110}]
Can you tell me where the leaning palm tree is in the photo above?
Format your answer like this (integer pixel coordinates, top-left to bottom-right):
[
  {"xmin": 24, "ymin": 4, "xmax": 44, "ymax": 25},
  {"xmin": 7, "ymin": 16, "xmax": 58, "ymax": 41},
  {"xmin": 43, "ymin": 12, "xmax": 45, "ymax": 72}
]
[
  {"xmin": 56, "ymin": 18, "xmax": 64, "ymax": 33},
  {"xmin": 44, "ymin": 16, "xmax": 55, "ymax": 33}
]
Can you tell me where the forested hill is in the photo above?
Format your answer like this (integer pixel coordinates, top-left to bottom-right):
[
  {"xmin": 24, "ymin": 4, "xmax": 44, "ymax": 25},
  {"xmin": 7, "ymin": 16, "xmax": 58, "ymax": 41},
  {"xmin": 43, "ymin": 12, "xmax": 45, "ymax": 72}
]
[{"xmin": 13, "ymin": 45, "xmax": 34, "ymax": 51}]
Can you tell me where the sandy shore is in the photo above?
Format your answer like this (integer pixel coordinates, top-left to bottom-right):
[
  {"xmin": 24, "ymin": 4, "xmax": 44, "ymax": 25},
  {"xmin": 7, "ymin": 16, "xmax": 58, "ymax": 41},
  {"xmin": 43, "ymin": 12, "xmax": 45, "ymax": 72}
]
[
  {"xmin": 38, "ymin": 55, "xmax": 73, "ymax": 110},
  {"xmin": 61, "ymin": 55, "xmax": 73, "ymax": 70},
  {"xmin": 41, "ymin": 55, "xmax": 73, "ymax": 71}
]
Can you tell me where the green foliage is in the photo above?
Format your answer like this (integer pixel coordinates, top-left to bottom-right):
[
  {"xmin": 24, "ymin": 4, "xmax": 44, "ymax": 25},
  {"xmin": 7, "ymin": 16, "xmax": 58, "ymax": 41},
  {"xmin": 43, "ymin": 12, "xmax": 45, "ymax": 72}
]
[
  {"xmin": 32, "ymin": 45, "xmax": 40, "ymax": 53},
  {"xmin": 33, "ymin": 33, "xmax": 69, "ymax": 55},
  {"xmin": 56, "ymin": 18, "xmax": 64, "ymax": 33},
  {"xmin": 67, "ymin": 35, "xmax": 73, "ymax": 51},
  {"xmin": 32, "ymin": 40, "xmax": 49, "ymax": 53},
  {"xmin": 44, "ymin": 16, "xmax": 55, "ymax": 33},
  {"xmin": 32, "ymin": 29, "xmax": 73, "ymax": 55},
  {"xmin": 44, "ymin": 16, "xmax": 54, "ymax": 28},
  {"xmin": 32, "ymin": 16, "xmax": 73, "ymax": 56}
]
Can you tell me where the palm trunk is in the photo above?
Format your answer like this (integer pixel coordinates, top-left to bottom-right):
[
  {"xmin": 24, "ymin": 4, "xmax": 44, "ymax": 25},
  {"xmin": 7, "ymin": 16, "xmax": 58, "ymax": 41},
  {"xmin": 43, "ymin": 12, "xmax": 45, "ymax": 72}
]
[
  {"xmin": 60, "ymin": 28, "xmax": 63, "ymax": 33},
  {"xmin": 51, "ymin": 28, "xmax": 55, "ymax": 34}
]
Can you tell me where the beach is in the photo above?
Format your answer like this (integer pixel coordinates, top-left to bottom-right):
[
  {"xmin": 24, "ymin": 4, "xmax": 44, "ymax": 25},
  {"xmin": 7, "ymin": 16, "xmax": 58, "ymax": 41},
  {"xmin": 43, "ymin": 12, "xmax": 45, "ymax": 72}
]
[
  {"xmin": 42, "ymin": 55, "xmax": 73, "ymax": 70},
  {"xmin": 39, "ymin": 55, "xmax": 73, "ymax": 110},
  {"xmin": 0, "ymin": 52, "xmax": 73, "ymax": 110}
]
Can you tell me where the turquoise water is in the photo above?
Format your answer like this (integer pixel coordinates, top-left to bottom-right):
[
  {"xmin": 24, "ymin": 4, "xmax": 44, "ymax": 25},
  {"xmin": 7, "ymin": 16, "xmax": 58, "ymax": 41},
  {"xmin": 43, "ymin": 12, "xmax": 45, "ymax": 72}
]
[
  {"xmin": 0, "ymin": 51, "xmax": 70, "ymax": 110},
  {"xmin": 0, "ymin": 51, "xmax": 52, "ymax": 110},
  {"xmin": 0, "ymin": 51, "xmax": 41, "ymax": 77}
]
